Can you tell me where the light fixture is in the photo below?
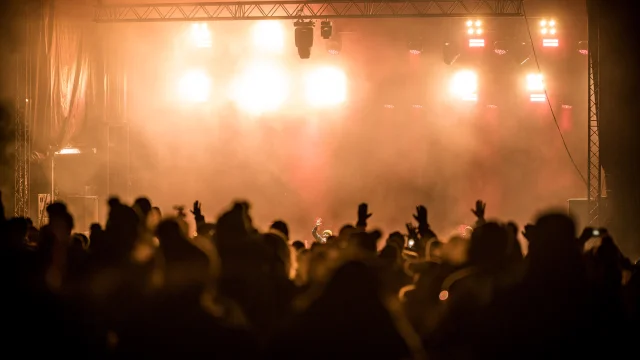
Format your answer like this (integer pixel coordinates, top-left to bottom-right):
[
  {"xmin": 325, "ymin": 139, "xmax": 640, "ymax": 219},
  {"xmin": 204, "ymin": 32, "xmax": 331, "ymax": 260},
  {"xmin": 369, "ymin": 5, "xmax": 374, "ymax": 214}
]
[
  {"xmin": 578, "ymin": 41, "xmax": 588, "ymax": 55},
  {"xmin": 526, "ymin": 73, "xmax": 545, "ymax": 91},
  {"xmin": 320, "ymin": 20, "xmax": 332, "ymax": 39},
  {"xmin": 327, "ymin": 33, "xmax": 342, "ymax": 55},
  {"xmin": 190, "ymin": 23, "xmax": 212, "ymax": 48},
  {"xmin": 466, "ymin": 19, "xmax": 484, "ymax": 47},
  {"xmin": 443, "ymin": 42, "xmax": 460, "ymax": 65},
  {"xmin": 494, "ymin": 41, "xmax": 508, "ymax": 55},
  {"xmin": 294, "ymin": 20, "xmax": 315, "ymax": 59},
  {"xmin": 450, "ymin": 70, "xmax": 478, "ymax": 101},
  {"xmin": 408, "ymin": 36, "xmax": 423, "ymax": 55},
  {"xmin": 540, "ymin": 18, "xmax": 558, "ymax": 47}
]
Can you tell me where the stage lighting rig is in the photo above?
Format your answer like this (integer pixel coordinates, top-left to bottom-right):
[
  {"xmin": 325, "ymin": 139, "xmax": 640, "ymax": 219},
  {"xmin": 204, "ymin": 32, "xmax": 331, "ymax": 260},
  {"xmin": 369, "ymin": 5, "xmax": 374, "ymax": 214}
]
[
  {"xmin": 540, "ymin": 18, "xmax": 558, "ymax": 47},
  {"xmin": 578, "ymin": 41, "xmax": 588, "ymax": 55},
  {"xmin": 494, "ymin": 41, "xmax": 508, "ymax": 55},
  {"xmin": 526, "ymin": 73, "xmax": 546, "ymax": 102},
  {"xmin": 443, "ymin": 42, "xmax": 460, "ymax": 65},
  {"xmin": 294, "ymin": 19, "xmax": 315, "ymax": 59},
  {"xmin": 465, "ymin": 19, "xmax": 484, "ymax": 47},
  {"xmin": 320, "ymin": 20, "xmax": 333, "ymax": 39},
  {"xmin": 327, "ymin": 33, "xmax": 342, "ymax": 55},
  {"xmin": 408, "ymin": 36, "xmax": 423, "ymax": 55}
]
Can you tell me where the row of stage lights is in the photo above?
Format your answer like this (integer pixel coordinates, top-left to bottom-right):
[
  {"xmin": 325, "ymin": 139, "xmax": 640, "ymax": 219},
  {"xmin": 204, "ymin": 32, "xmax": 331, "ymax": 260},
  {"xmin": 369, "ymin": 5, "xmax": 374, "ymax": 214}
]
[
  {"xmin": 191, "ymin": 18, "xmax": 587, "ymax": 59},
  {"xmin": 415, "ymin": 18, "xmax": 589, "ymax": 58},
  {"xmin": 178, "ymin": 65, "xmax": 348, "ymax": 111},
  {"xmin": 449, "ymin": 70, "xmax": 547, "ymax": 103},
  {"xmin": 181, "ymin": 22, "xmax": 346, "ymax": 111}
]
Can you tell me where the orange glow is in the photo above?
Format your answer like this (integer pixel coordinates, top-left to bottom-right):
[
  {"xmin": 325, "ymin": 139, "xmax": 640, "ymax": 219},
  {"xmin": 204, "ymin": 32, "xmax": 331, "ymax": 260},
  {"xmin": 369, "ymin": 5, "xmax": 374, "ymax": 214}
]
[
  {"xmin": 252, "ymin": 20, "xmax": 285, "ymax": 53},
  {"xmin": 178, "ymin": 70, "xmax": 211, "ymax": 103},
  {"xmin": 190, "ymin": 23, "xmax": 212, "ymax": 48},
  {"xmin": 304, "ymin": 66, "xmax": 347, "ymax": 108},
  {"xmin": 231, "ymin": 61, "xmax": 290, "ymax": 114}
]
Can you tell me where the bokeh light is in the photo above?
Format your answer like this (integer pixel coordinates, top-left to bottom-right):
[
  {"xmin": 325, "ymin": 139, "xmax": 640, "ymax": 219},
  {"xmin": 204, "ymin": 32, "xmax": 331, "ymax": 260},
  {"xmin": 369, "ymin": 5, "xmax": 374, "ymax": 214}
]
[
  {"xmin": 304, "ymin": 66, "xmax": 347, "ymax": 107},
  {"xmin": 231, "ymin": 61, "xmax": 290, "ymax": 114},
  {"xmin": 178, "ymin": 70, "xmax": 211, "ymax": 103},
  {"xmin": 252, "ymin": 21, "xmax": 285, "ymax": 53}
]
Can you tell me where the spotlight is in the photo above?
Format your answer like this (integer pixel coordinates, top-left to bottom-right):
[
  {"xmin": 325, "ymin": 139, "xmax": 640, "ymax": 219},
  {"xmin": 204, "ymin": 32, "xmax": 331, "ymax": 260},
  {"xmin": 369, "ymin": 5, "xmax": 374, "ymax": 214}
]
[
  {"xmin": 450, "ymin": 70, "xmax": 478, "ymax": 101},
  {"xmin": 540, "ymin": 18, "xmax": 558, "ymax": 47},
  {"xmin": 578, "ymin": 41, "xmax": 588, "ymax": 55},
  {"xmin": 526, "ymin": 73, "xmax": 544, "ymax": 91},
  {"xmin": 190, "ymin": 23, "xmax": 212, "ymax": 48},
  {"xmin": 294, "ymin": 20, "xmax": 315, "ymax": 59},
  {"xmin": 178, "ymin": 69, "xmax": 211, "ymax": 103},
  {"xmin": 443, "ymin": 42, "xmax": 460, "ymax": 65},
  {"xmin": 327, "ymin": 33, "xmax": 342, "ymax": 55},
  {"xmin": 408, "ymin": 37, "xmax": 423, "ymax": 55},
  {"xmin": 304, "ymin": 66, "xmax": 347, "ymax": 108},
  {"xmin": 465, "ymin": 19, "xmax": 483, "ymax": 36},
  {"xmin": 320, "ymin": 20, "xmax": 332, "ymax": 39},
  {"xmin": 252, "ymin": 21, "xmax": 285, "ymax": 53},
  {"xmin": 494, "ymin": 41, "xmax": 508, "ymax": 55}
]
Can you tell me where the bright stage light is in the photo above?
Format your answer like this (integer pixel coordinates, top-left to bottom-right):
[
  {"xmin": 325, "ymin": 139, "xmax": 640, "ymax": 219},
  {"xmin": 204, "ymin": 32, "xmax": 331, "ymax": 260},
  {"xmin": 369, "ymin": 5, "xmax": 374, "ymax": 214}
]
[
  {"xmin": 231, "ymin": 62, "xmax": 290, "ymax": 114},
  {"xmin": 449, "ymin": 70, "xmax": 478, "ymax": 101},
  {"xmin": 178, "ymin": 70, "xmax": 211, "ymax": 103},
  {"xmin": 190, "ymin": 23, "xmax": 212, "ymax": 48},
  {"xmin": 252, "ymin": 21, "xmax": 285, "ymax": 53},
  {"xmin": 526, "ymin": 73, "xmax": 544, "ymax": 91},
  {"xmin": 304, "ymin": 66, "xmax": 347, "ymax": 107},
  {"xmin": 540, "ymin": 18, "xmax": 558, "ymax": 47}
]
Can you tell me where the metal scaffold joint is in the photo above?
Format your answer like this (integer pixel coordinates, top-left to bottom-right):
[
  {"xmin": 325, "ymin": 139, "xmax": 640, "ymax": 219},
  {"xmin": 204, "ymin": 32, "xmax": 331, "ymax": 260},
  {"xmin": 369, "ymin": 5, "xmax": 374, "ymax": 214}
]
[{"xmin": 94, "ymin": 0, "xmax": 525, "ymax": 22}]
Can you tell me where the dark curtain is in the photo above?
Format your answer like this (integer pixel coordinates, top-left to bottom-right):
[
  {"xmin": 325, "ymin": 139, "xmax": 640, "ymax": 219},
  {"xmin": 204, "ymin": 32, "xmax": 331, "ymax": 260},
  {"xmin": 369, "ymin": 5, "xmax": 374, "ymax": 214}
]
[{"xmin": 596, "ymin": 0, "xmax": 640, "ymax": 257}]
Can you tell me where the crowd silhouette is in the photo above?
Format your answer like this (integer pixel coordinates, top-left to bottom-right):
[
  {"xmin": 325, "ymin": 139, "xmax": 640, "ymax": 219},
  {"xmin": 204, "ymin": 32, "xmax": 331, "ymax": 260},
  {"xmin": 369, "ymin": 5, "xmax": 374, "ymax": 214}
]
[{"xmin": 1, "ymin": 190, "xmax": 638, "ymax": 359}]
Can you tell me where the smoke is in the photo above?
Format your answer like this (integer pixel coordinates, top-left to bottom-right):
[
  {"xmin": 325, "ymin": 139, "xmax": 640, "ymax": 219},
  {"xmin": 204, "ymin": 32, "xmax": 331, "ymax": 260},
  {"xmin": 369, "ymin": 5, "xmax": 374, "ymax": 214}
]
[{"xmin": 109, "ymin": 21, "xmax": 583, "ymax": 241}]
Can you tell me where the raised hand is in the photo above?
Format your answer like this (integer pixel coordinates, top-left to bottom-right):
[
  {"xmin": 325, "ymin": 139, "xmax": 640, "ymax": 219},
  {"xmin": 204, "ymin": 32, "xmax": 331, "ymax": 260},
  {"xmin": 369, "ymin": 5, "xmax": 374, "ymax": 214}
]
[
  {"xmin": 413, "ymin": 205, "xmax": 428, "ymax": 224},
  {"xmin": 191, "ymin": 201, "xmax": 202, "ymax": 217},
  {"xmin": 522, "ymin": 223, "xmax": 536, "ymax": 243},
  {"xmin": 356, "ymin": 203, "xmax": 372, "ymax": 228},
  {"xmin": 406, "ymin": 223, "xmax": 419, "ymax": 240},
  {"xmin": 315, "ymin": 217, "xmax": 322, "ymax": 226},
  {"xmin": 471, "ymin": 200, "xmax": 486, "ymax": 220}
]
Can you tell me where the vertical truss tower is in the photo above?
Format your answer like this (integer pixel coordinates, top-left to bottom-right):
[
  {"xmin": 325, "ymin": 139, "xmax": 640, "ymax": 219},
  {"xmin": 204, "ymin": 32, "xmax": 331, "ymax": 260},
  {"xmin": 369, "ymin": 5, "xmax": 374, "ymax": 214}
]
[{"xmin": 586, "ymin": 0, "xmax": 601, "ymax": 226}]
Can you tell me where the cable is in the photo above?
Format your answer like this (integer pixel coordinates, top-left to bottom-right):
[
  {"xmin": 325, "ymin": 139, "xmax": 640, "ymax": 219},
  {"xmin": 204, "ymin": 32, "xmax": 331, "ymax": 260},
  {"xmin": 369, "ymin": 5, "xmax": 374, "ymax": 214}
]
[{"xmin": 522, "ymin": 6, "xmax": 588, "ymax": 186}]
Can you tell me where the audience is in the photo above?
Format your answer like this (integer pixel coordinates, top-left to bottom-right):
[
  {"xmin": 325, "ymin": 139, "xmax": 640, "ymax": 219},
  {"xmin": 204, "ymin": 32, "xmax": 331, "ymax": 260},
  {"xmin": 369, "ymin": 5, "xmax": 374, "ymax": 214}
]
[{"xmin": 0, "ymin": 189, "xmax": 638, "ymax": 358}]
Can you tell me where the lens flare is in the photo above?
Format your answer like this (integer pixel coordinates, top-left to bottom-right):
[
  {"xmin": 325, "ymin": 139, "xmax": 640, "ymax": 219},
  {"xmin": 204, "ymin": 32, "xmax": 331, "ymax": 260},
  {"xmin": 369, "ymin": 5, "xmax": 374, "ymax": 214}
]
[
  {"xmin": 178, "ymin": 70, "xmax": 211, "ymax": 103},
  {"xmin": 304, "ymin": 66, "xmax": 347, "ymax": 107},
  {"xmin": 231, "ymin": 62, "xmax": 290, "ymax": 114},
  {"xmin": 252, "ymin": 21, "xmax": 285, "ymax": 53}
]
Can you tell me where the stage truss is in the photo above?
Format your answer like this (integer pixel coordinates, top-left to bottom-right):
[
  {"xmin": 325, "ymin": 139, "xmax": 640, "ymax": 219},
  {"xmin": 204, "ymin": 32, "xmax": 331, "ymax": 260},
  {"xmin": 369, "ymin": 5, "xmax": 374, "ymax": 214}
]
[
  {"xmin": 93, "ymin": 0, "xmax": 525, "ymax": 22},
  {"xmin": 586, "ymin": 0, "xmax": 601, "ymax": 226}
]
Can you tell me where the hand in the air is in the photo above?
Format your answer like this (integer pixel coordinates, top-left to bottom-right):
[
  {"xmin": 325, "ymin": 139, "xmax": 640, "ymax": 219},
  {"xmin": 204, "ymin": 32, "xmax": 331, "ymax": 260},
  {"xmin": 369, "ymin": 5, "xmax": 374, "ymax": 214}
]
[{"xmin": 471, "ymin": 200, "xmax": 486, "ymax": 219}]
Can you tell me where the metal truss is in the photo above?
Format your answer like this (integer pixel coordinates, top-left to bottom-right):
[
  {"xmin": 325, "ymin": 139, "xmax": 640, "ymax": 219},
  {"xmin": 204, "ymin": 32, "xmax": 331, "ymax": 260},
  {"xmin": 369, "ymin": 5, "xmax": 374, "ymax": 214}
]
[
  {"xmin": 94, "ymin": 0, "xmax": 524, "ymax": 22},
  {"xmin": 586, "ymin": 1, "xmax": 601, "ymax": 226}
]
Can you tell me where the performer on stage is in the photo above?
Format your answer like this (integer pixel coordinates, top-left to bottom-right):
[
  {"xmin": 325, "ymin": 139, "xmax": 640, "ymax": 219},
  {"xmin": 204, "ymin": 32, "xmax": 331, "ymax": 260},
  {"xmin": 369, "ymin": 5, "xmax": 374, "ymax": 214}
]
[{"xmin": 312, "ymin": 218, "xmax": 332, "ymax": 243}]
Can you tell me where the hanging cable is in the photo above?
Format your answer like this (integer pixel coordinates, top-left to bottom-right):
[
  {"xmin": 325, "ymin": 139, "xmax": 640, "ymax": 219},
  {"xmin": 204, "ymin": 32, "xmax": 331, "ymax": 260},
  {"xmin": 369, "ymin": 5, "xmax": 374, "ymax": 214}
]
[{"xmin": 523, "ymin": 6, "xmax": 588, "ymax": 186}]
